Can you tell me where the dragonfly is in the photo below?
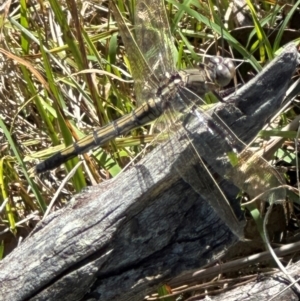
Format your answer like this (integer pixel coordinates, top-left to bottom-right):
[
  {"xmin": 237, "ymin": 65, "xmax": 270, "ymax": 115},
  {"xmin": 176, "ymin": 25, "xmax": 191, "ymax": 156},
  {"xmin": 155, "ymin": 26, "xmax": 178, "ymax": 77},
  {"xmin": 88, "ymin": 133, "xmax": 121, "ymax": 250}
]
[
  {"xmin": 35, "ymin": 11, "xmax": 235, "ymax": 173},
  {"xmin": 36, "ymin": 0, "xmax": 291, "ymax": 239}
]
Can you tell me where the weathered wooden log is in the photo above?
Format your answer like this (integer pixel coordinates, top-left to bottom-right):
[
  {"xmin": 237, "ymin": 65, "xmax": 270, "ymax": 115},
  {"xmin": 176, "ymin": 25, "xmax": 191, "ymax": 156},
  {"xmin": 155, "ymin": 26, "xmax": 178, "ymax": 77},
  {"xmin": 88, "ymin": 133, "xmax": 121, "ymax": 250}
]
[
  {"xmin": 194, "ymin": 259, "xmax": 300, "ymax": 301},
  {"xmin": 0, "ymin": 44, "xmax": 298, "ymax": 301},
  {"xmin": 166, "ymin": 250, "xmax": 300, "ymax": 301}
]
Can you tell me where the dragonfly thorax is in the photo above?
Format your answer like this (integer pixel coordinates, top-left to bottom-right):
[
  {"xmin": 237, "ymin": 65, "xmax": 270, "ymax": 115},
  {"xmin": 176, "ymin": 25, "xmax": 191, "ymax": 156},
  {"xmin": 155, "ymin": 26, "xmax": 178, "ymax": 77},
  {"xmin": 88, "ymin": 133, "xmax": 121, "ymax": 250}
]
[{"xmin": 179, "ymin": 68, "xmax": 214, "ymax": 97}]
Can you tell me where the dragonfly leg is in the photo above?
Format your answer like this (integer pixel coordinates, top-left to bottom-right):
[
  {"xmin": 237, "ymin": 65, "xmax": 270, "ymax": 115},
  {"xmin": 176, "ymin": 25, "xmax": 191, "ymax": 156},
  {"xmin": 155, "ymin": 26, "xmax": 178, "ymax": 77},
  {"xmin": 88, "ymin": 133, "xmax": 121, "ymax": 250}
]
[
  {"xmin": 211, "ymin": 90, "xmax": 225, "ymax": 103},
  {"xmin": 181, "ymin": 106, "xmax": 197, "ymax": 131}
]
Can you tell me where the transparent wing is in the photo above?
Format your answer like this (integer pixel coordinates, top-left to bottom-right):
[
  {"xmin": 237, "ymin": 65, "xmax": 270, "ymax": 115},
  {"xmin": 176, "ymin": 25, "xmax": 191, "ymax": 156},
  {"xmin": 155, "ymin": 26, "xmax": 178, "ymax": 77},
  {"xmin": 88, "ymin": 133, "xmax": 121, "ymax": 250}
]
[
  {"xmin": 161, "ymin": 98, "xmax": 246, "ymax": 239},
  {"xmin": 169, "ymin": 84, "xmax": 287, "ymax": 239},
  {"xmin": 110, "ymin": 1, "xmax": 160, "ymax": 103},
  {"xmin": 135, "ymin": 0, "xmax": 176, "ymax": 91},
  {"xmin": 227, "ymin": 149, "xmax": 286, "ymax": 203}
]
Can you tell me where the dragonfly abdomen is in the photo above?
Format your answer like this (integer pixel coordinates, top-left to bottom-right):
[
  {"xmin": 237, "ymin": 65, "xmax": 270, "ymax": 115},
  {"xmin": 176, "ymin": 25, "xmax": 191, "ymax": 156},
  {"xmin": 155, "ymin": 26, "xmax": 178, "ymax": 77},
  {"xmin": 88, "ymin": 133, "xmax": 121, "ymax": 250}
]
[{"xmin": 36, "ymin": 98, "xmax": 163, "ymax": 173}]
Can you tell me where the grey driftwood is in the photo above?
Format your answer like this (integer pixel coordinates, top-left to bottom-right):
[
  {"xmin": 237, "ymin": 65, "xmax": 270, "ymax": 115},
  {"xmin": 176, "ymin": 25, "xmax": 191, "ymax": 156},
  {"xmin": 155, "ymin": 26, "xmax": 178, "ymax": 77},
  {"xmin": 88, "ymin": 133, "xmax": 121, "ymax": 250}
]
[
  {"xmin": 194, "ymin": 260, "xmax": 300, "ymax": 301},
  {"xmin": 0, "ymin": 44, "xmax": 298, "ymax": 301}
]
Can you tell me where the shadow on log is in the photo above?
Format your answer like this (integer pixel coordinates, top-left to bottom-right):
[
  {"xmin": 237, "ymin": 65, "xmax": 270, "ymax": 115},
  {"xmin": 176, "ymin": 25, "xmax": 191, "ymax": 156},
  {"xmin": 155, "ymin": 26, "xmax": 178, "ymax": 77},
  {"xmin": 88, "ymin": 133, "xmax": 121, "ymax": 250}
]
[{"xmin": 0, "ymin": 44, "xmax": 298, "ymax": 301}]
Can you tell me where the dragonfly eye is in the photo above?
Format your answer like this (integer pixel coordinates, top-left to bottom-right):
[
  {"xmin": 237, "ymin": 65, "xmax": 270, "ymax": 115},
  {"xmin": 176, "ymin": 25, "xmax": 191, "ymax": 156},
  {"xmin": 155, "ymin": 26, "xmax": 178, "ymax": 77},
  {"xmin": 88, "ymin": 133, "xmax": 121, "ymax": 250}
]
[{"xmin": 208, "ymin": 57, "xmax": 235, "ymax": 87}]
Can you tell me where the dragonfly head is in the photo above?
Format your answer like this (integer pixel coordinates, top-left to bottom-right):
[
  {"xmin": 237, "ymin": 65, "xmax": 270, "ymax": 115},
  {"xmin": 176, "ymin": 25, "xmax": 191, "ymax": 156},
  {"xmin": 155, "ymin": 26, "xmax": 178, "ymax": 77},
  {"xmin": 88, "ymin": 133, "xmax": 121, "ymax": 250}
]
[{"xmin": 206, "ymin": 56, "xmax": 236, "ymax": 87}]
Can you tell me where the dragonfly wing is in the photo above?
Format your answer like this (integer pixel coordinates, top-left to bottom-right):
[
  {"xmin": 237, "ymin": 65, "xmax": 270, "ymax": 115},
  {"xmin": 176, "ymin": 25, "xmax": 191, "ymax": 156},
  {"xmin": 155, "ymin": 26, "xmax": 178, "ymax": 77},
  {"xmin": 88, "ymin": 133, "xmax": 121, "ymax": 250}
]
[
  {"xmin": 135, "ymin": 0, "xmax": 176, "ymax": 86},
  {"xmin": 227, "ymin": 149, "xmax": 286, "ymax": 203},
  {"xmin": 110, "ymin": 1, "xmax": 159, "ymax": 103},
  {"xmin": 189, "ymin": 43, "xmax": 298, "ymax": 211},
  {"xmin": 172, "ymin": 133, "xmax": 246, "ymax": 239}
]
